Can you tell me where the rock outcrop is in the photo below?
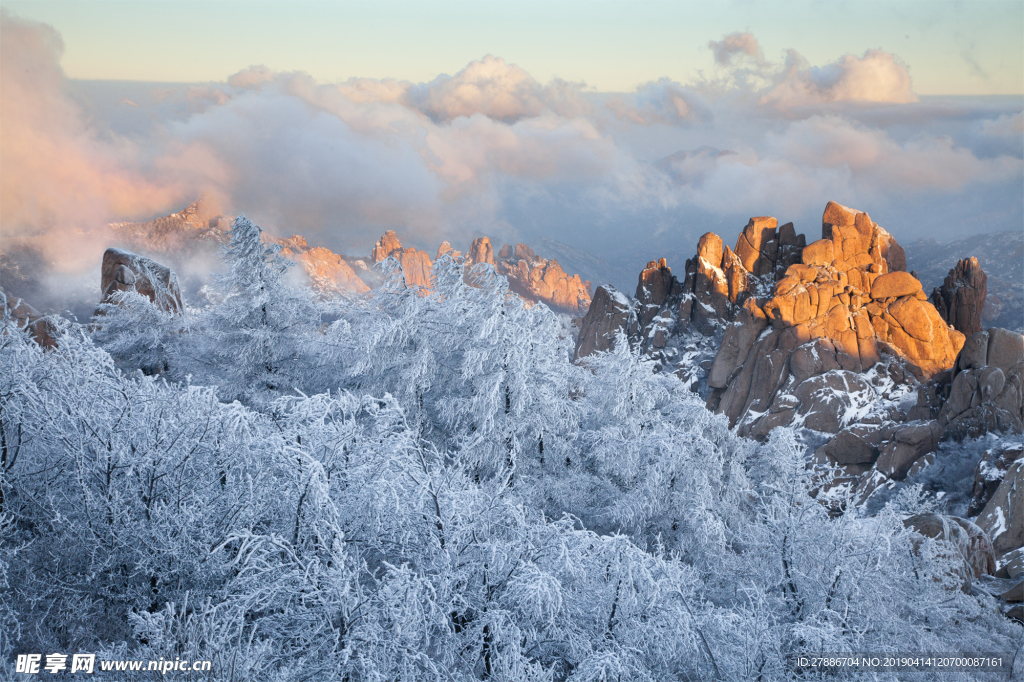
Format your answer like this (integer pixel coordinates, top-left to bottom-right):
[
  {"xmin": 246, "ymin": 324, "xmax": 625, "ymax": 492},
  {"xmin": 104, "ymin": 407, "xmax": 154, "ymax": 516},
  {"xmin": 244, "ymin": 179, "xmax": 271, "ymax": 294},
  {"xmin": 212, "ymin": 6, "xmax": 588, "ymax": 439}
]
[
  {"xmin": 969, "ymin": 443, "xmax": 1024, "ymax": 516},
  {"xmin": 369, "ymin": 231, "xmax": 592, "ymax": 312},
  {"xmin": 371, "ymin": 230, "xmax": 404, "ymax": 264},
  {"xmin": 494, "ymin": 243, "xmax": 592, "ymax": 315},
  {"xmin": 930, "ymin": 257, "xmax": 987, "ymax": 336},
  {"xmin": 112, "ymin": 200, "xmax": 372, "ymax": 295},
  {"xmin": 575, "ymin": 202, "xmax": 958, "ymax": 397},
  {"xmin": 908, "ymin": 230, "xmax": 1022, "ymax": 332},
  {"xmin": 904, "ymin": 513, "xmax": 996, "ymax": 589},
  {"xmin": 572, "ymin": 219, "xmax": 790, "ymax": 382},
  {"xmin": 707, "ymin": 202, "xmax": 961, "ymax": 438},
  {"xmin": 939, "ymin": 328, "xmax": 1024, "ymax": 438},
  {"xmin": 110, "ymin": 197, "xmax": 231, "ymax": 256},
  {"xmin": 273, "ymin": 236, "xmax": 370, "ymax": 294},
  {"xmin": 436, "ymin": 241, "xmax": 462, "ymax": 260},
  {"xmin": 100, "ymin": 248, "xmax": 184, "ymax": 313},
  {"xmin": 1, "ymin": 286, "xmax": 59, "ymax": 348},
  {"xmin": 978, "ymin": 459, "xmax": 1024, "ymax": 557},
  {"xmin": 573, "ymin": 201, "xmax": 1012, "ymax": 507},
  {"xmin": 371, "ymin": 230, "xmax": 434, "ymax": 290},
  {"xmin": 573, "ymin": 286, "xmax": 633, "ymax": 360},
  {"xmin": 468, "ymin": 237, "xmax": 495, "ymax": 267}
]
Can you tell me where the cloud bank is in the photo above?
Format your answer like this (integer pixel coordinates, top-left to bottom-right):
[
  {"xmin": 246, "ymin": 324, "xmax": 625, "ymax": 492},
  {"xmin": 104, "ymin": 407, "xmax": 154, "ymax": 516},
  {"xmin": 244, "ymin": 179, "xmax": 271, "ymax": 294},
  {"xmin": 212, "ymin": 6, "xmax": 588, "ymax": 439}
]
[{"xmin": 1, "ymin": 13, "xmax": 1021, "ymax": 297}]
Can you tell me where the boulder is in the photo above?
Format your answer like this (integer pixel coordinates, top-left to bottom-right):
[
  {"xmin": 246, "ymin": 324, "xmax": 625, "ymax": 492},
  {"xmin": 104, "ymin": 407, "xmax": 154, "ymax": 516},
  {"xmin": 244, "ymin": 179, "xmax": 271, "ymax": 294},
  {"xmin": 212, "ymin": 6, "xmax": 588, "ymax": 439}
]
[
  {"xmin": 802, "ymin": 239, "xmax": 834, "ymax": 267},
  {"xmin": 930, "ymin": 257, "xmax": 986, "ymax": 336},
  {"xmin": 888, "ymin": 296, "xmax": 933, "ymax": 342},
  {"xmin": 941, "ymin": 328, "xmax": 1024, "ymax": 437},
  {"xmin": 875, "ymin": 420, "xmax": 941, "ymax": 480},
  {"xmin": 987, "ymin": 327, "xmax": 1024, "ymax": 374},
  {"xmin": 0, "ymin": 286, "xmax": 59, "ymax": 349},
  {"xmin": 871, "ymin": 271, "xmax": 923, "ymax": 300},
  {"xmin": 100, "ymin": 248, "xmax": 183, "ymax": 313},
  {"xmin": 734, "ymin": 216, "xmax": 778, "ymax": 276},
  {"xmin": 971, "ymin": 445, "xmax": 1024, "ymax": 516},
  {"xmin": 823, "ymin": 423, "xmax": 888, "ymax": 465},
  {"xmin": 904, "ymin": 514, "xmax": 996, "ymax": 586},
  {"xmin": 977, "ymin": 459, "xmax": 1024, "ymax": 556},
  {"xmin": 696, "ymin": 232, "xmax": 723, "ymax": 267},
  {"xmin": 957, "ymin": 329, "xmax": 990, "ymax": 371},
  {"xmin": 821, "ymin": 201, "xmax": 857, "ymax": 235},
  {"xmin": 996, "ymin": 548, "xmax": 1024, "ymax": 580},
  {"xmin": 791, "ymin": 370, "xmax": 873, "ymax": 434},
  {"xmin": 1000, "ymin": 580, "xmax": 1024, "ymax": 603}
]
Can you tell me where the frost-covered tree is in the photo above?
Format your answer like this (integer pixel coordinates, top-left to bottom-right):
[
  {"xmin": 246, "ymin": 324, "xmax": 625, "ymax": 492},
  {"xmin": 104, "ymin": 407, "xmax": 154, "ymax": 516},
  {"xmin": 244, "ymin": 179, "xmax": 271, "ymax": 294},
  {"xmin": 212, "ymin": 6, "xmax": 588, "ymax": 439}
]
[
  {"xmin": 319, "ymin": 255, "xmax": 583, "ymax": 480},
  {"xmin": 191, "ymin": 215, "xmax": 321, "ymax": 403},
  {"xmin": 5, "ymin": 236, "xmax": 1023, "ymax": 681}
]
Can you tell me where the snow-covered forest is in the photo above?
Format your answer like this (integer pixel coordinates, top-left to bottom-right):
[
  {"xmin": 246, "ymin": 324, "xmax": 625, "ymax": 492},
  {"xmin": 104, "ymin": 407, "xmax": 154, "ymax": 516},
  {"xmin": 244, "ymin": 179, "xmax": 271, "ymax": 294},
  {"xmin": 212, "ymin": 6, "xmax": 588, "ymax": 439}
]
[{"xmin": 2, "ymin": 217, "xmax": 1021, "ymax": 681}]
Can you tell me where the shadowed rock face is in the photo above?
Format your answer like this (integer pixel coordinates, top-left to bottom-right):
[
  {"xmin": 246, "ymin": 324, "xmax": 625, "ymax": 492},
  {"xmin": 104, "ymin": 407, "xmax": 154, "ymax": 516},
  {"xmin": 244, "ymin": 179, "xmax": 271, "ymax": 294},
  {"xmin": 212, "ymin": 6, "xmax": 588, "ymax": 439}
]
[
  {"xmin": 907, "ymin": 230, "xmax": 1022, "ymax": 332},
  {"xmin": 930, "ymin": 256, "xmax": 987, "ymax": 337},
  {"xmin": 573, "ymin": 285, "xmax": 633, "ymax": 360},
  {"xmin": 939, "ymin": 328, "xmax": 1024, "ymax": 438},
  {"xmin": 100, "ymin": 248, "xmax": 184, "ymax": 313},
  {"xmin": 978, "ymin": 460, "xmax": 1024, "ymax": 557}
]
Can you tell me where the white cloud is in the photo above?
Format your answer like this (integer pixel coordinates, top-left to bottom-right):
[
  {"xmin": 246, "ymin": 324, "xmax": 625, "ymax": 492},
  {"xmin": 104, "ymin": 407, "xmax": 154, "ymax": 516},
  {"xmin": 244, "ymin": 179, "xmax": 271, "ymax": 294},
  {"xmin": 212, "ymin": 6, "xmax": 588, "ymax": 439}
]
[
  {"xmin": 606, "ymin": 79, "xmax": 709, "ymax": 126},
  {"xmin": 982, "ymin": 111, "xmax": 1024, "ymax": 137},
  {"xmin": 759, "ymin": 48, "xmax": 918, "ymax": 108},
  {"xmin": 407, "ymin": 55, "xmax": 590, "ymax": 122},
  {"xmin": 708, "ymin": 32, "xmax": 763, "ymax": 66},
  {"xmin": 2, "ymin": 13, "xmax": 1020, "ymax": 291}
]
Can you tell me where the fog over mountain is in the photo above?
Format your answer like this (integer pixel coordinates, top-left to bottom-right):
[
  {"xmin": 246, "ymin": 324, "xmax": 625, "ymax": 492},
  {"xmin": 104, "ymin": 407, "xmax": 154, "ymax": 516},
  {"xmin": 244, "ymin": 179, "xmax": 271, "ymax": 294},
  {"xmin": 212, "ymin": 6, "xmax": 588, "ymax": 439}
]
[{"xmin": 2, "ymin": 12, "xmax": 1021, "ymax": 308}]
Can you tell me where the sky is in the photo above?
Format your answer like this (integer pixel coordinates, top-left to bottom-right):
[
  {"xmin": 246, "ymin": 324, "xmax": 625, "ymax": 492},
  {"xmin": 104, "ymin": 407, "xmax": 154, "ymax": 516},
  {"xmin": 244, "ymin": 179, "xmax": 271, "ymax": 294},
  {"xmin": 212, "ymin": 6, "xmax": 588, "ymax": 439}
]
[
  {"xmin": 1, "ymin": 0, "xmax": 1022, "ymax": 302},
  {"xmin": 4, "ymin": 0, "xmax": 1023, "ymax": 95}
]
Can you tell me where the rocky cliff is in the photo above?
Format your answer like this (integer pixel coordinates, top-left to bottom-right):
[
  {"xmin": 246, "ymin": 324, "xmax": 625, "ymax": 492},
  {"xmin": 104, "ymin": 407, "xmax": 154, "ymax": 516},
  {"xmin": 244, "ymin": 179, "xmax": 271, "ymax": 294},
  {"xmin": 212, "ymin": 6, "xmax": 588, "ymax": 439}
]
[
  {"xmin": 371, "ymin": 232, "xmax": 592, "ymax": 314},
  {"xmin": 929, "ymin": 257, "xmax": 987, "ymax": 336},
  {"xmin": 574, "ymin": 200, "xmax": 1023, "ymax": 507},
  {"xmin": 494, "ymin": 242, "xmax": 591, "ymax": 315},
  {"xmin": 370, "ymin": 230, "xmax": 434, "ymax": 290},
  {"xmin": 110, "ymin": 196, "xmax": 232, "ymax": 257}
]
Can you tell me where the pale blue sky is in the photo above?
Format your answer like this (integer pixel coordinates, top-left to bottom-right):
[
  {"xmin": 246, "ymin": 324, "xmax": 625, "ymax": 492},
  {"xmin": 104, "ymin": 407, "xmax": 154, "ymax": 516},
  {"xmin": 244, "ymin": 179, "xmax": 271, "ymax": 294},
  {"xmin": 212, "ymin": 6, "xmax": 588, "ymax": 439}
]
[{"xmin": 3, "ymin": 0, "xmax": 1022, "ymax": 94}]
